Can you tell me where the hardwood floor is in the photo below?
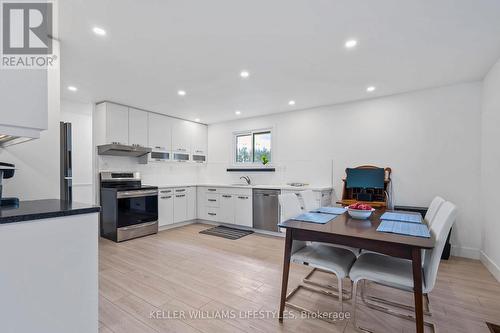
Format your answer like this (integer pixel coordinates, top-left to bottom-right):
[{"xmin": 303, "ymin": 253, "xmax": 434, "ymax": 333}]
[{"xmin": 99, "ymin": 222, "xmax": 500, "ymax": 333}]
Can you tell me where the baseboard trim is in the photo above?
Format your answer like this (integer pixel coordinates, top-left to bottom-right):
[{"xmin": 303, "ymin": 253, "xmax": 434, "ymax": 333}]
[
  {"xmin": 480, "ymin": 251, "xmax": 500, "ymax": 282},
  {"xmin": 450, "ymin": 245, "xmax": 480, "ymax": 259}
]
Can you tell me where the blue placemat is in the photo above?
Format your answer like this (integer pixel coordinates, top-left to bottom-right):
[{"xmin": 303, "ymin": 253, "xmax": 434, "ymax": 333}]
[
  {"xmin": 314, "ymin": 206, "xmax": 347, "ymax": 215},
  {"xmin": 377, "ymin": 220, "xmax": 430, "ymax": 238},
  {"xmin": 291, "ymin": 213, "xmax": 336, "ymax": 224},
  {"xmin": 381, "ymin": 212, "xmax": 422, "ymax": 224}
]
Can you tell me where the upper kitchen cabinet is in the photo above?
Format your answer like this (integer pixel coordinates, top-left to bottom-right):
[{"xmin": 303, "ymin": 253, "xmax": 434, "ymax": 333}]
[
  {"xmin": 0, "ymin": 68, "xmax": 48, "ymax": 146},
  {"xmin": 128, "ymin": 108, "xmax": 148, "ymax": 147},
  {"xmin": 171, "ymin": 118, "xmax": 192, "ymax": 153},
  {"xmin": 148, "ymin": 112, "xmax": 172, "ymax": 151},
  {"xmin": 94, "ymin": 102, "xmax": 129, "ymax": 145},
  {"xmin": 192, "ymin": 123, "xmax": 208, "ymax": 156}
]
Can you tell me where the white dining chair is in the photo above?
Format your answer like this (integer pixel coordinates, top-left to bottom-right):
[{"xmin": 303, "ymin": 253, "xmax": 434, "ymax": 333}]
[
  {"xmin": 362, "ymin": 195, "xmax": 446, "ymax": 315},
  {"xmin": 299, "ymin": 189, "xmax": 319, "ymax": 211},
  {"xmin": 348, "ymin": 201, "xmax": 457, "ymax": 332},
  {"xmin": 425, "ymin": 196, "xmax": 445, "ymax": 226},
  {"xmin": 278, "ymin": 193, "xmax": 357, "ymax": 319}
]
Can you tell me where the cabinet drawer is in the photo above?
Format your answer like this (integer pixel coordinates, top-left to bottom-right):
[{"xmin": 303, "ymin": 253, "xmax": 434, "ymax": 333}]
[
  {"xmin": 206, "ymin": 193, "xmax": 219, "ymax": 207},
  {"xmin": 206, "ymin": 208, "xmax": 219, "ymax": 221}
]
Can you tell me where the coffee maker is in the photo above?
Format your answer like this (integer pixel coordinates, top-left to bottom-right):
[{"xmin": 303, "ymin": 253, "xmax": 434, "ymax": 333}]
[{"xmin": 0, "ymin": 162, "xmax": 19, "ymax": 207}]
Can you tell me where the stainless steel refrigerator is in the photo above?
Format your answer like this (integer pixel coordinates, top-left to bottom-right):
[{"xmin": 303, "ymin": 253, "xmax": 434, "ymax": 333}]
[{"xmin": 60, "ymin": 122, "xmax": 72, "ymax": 202}]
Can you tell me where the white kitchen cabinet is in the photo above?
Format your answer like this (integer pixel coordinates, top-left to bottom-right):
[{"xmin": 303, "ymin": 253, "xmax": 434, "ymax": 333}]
[
  {"xmin": 104, "ymin": 103, "xmax": 129, "ymax": 145},
  {"xmin": 219, "ymin": 194, "xmax": 235, "ymax": 224},
  {"xmin": 0, "ymin": 69, "xmax": 48, "ymax": 143},
  {"xmin": 192, "ymin": 123, "xmax": 208, "ymax": 155},
  {"xmin": 187, "ymin": 187, "xmax": 196, "ymax": 220},
  {"xmin": 173, "ymin": 188, "xmax": 188, "ymax": 223},
  {"xmin": 128, "ymin": 108, "xmax": 148, "ymax": 147},
  {"xmin": 148, "ymin": 113, "xmax": 172, "ymax": 151},
  {"xmin": 235, "ymin": 194, "xmax": 252, "ymax": 227},
  {"xmin": 196, "ymin": 187, "xmax": 206, "ymax": 219},
  {"xmin": 171, "ymin": 118, "xmax": 192, "ymax": 153},
  {"xmin": 158, "ymin": 189, "xmax": 174, "ymax": 226}
]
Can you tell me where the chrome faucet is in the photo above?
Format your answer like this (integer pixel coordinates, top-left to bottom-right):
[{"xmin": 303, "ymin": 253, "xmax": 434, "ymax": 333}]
[{"xmin": 240, "ymin": 176, "xmax": 251, "ymax": 185}]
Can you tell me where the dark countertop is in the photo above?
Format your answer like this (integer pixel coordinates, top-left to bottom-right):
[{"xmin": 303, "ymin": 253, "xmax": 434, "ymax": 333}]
[{"xmin": 0, "ymin": 199, "xmax": 100, "ymax": 224}]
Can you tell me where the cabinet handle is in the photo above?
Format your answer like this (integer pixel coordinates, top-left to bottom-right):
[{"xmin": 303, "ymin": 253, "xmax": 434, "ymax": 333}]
[
  {"xmin": 208, "ymin": 199, "xmax": 217, "ymax": 202},
  {"xmin": 208, "ymin": 188, "xmax": 216, "ymax": 192},
  {"xmin": 238, "ymin": 196, "xmax": 248, "ymax": 199},
  {"xmin": 177, "ymin": 148, "xmax": 186, "ymax": 152},
  {"xmin": 161, "ymin": 196, "xmax": 172, "ymax": 199},
  {"xmin": 175, "ymin": 189, "xmax": 186, "ymax": 192},
  {"xmin": 160, "ymin": 190, "xmax": 172, "ymax": 193},
  {"xmin": 155, "ymin": 146, "xmax": 162, "ymax": 149},
  {"xmin": 177, "ymin": 160, "xmax": 187, "ymax": 163},
  {"xmin": 222, "ymin": 195, "xmax": 232, "ymax": 198},
  {"xmin": 208, "ymin": 213, "xmax": 217, "ymax": 216},
  {"xmin": 176, "ymin": 194, "xmax": 186, "ymax": 198}
]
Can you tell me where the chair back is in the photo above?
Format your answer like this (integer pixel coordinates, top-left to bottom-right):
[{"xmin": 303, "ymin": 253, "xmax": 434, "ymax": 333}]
[
  {"xmin": 423, "ymin": 201, "xmax": 457, "ymax": 292},
  {"xmin": 425, "ymin": 196, "xmax": 445, "ymax": 226},
  {"xmin": 278, "ymin": 193, "xmax": 306, "ymax": 253},
  {"xmin": 300, "ymin": 190, "xmax": 319, "ymax": 211}
]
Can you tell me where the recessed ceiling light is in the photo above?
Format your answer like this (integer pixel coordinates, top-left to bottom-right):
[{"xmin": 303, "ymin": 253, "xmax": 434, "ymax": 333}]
[
  {"xmin": 92, "ymin": 27, "xmax": 106, "ymax": 36},
  {"xmin": 194, "ymin": 118, "xmax": 200, "ymax": 122},
  {"xmin": 240, "ymin": 70, "xmax": 250, "ymax": 78},
  {"xmin": 366, "ymin": 86, "xmax": 376, "ymax": 92},
  {"xmin": 235, "ymin": 110, "xmax": 241, "ymax": 115},
  {"xmin": 177, "ymin": 90, "xmax": 186, "ymax": 96},
  {"xmin": 344, "ymin": 39, "xmax": 358, "ymax": 49},
  {"xmin": 288, "ymin": 100, "xmax": 296, "ymax": 106},
  {"xmin": 67, "ymin": 86, "xmax": 77, "ymax": 92}
]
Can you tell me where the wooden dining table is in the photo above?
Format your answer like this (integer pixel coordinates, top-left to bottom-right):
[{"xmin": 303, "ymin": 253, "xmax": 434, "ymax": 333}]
[{"xmin": 278, "ymin": 209, "xmax": 435, "ymax": 333}]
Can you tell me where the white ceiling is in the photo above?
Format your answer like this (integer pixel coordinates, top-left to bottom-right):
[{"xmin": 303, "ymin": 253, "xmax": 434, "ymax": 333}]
[{"xmin": 60, "ymin": 0, "xmax": 500, "ymax": 124}]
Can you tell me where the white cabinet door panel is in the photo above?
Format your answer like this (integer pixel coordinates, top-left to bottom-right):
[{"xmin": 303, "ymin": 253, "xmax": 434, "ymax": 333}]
[
  {"xmin": 192, "ymin": 123, "xmax": 208, "ymax": 155},
  {"xmin": 128, "ymin": 108, "xmax": 148, "ymax": 147},
  {"xmin": 173, "ymin": 191, "xmax": 188, "ymax": 223},
  {"xmin": 235, "ymin": 195, "xmax": 252, "ymax": 227},
  {"xmin": 148, "ymin": 113, "xmax": 172, "ymax": 150},
  {"xmin": 105, "ymin": 103, "xmax": 129, "ymax": 145},
  {"xmin": 158, "ymin": 191, "xmax": 174, "ymax": 226},
  {"xmin": 187, "ymin": 187, "xmax": 196, "ymax": 220},
  {"xmin": 172, "ymin": 119, "xmax": 192, "ymax": 153},
  {"xmin": 220, "ymin": 194, "xmax": 235, "ymax": 224}
]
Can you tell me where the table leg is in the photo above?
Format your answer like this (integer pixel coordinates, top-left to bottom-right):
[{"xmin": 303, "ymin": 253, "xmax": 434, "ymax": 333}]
[
  {"xmin": 411, "ymin": 247, "xmax": 424, "ymax": 333},
  {"xmin": 279, "ymin": 228, "xmax": 293, "ymax": 322}
]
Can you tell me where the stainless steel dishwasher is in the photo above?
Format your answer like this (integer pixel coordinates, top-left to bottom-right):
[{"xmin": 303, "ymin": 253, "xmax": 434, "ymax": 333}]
[{"xmin": 253, "ymin": 188, "xmax": 281, "ymax": 232}]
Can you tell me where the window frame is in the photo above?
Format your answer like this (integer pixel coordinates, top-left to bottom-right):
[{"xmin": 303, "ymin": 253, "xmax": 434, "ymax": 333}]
[{"xmin": 233, "ymin": 128, "xmax": 273, "ymax": 166}]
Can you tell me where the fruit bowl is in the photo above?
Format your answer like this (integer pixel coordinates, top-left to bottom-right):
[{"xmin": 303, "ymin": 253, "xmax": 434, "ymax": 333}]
[{"xmin": 347, "ymin": 203, "xmax": 375, "ymax": 220}]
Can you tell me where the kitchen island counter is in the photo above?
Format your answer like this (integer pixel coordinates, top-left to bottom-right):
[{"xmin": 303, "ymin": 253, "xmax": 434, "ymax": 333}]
[{"xmin": 0, "ymin": 199, "xmax": 100, "ymax": 224}]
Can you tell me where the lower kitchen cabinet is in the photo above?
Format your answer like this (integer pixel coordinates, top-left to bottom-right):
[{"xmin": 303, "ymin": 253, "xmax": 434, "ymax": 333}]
[
  {"xmin": 198, "ymin": 187, "xmax": 252, "ymax": 227},
  {"xmin": 159, "ymin": 187, "xmax": 196, "ymax": 226},
  {"xmin": 235, "ymin": 194, "xmax": 252, "ymax": 227},
  {"xmin": 187, "ymin": 187, "xmax": 196, "ymax": 220},
  {"xmin": 219, "ymin": 194, "xmax": 235, "ymax": 224},
  {"xmin": 173, "ymin": 189, "xmax": 188, "ymax": 223},
  {"xmin": 158, "ymin": 189, "xmax": 174, "ymax": 226}
]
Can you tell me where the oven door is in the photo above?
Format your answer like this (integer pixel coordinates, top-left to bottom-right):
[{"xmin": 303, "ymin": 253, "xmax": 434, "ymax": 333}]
[{"xmin": 116, "ymin": 190, "xmax": 158, "ymax": 228}]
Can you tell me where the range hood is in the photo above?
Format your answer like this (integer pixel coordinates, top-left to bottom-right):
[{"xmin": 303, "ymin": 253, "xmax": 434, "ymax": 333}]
[{"xmin": 97, "ymin": 144, "xmax": 152, "ymax": 157}]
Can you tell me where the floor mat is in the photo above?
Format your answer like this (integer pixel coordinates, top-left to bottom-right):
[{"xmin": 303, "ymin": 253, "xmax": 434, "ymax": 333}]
[{"xmin": 199, "ymin": 225, "xmax": 254, "ymax": 240}]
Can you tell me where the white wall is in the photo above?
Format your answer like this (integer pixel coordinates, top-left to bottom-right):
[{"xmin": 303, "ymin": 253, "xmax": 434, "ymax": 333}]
[
  {"xmin": 480, "ymin": 58, "xmax": 500, "ymax": 281},
  {"xmin": 0, "ymin": 41, "xmax": 61, "ymax": 201},
  {"xmin": 61, "ymin": 100, "xmax": 94, "ymax": 204},
  {"xmin": 203, "ymin": 82, "xmax": 482, "ymax": 258}
]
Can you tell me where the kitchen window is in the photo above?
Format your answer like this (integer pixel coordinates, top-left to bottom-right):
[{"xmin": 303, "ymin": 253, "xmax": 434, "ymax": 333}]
[{"xmin": 234, "ymin": 129, "xmax": 272, "ymax": 164}]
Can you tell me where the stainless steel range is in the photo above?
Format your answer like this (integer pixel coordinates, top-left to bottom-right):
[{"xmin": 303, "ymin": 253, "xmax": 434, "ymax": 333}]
[{"xmin": 100, "ymin": 172, "xmax": 158, "ymax": 242}]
